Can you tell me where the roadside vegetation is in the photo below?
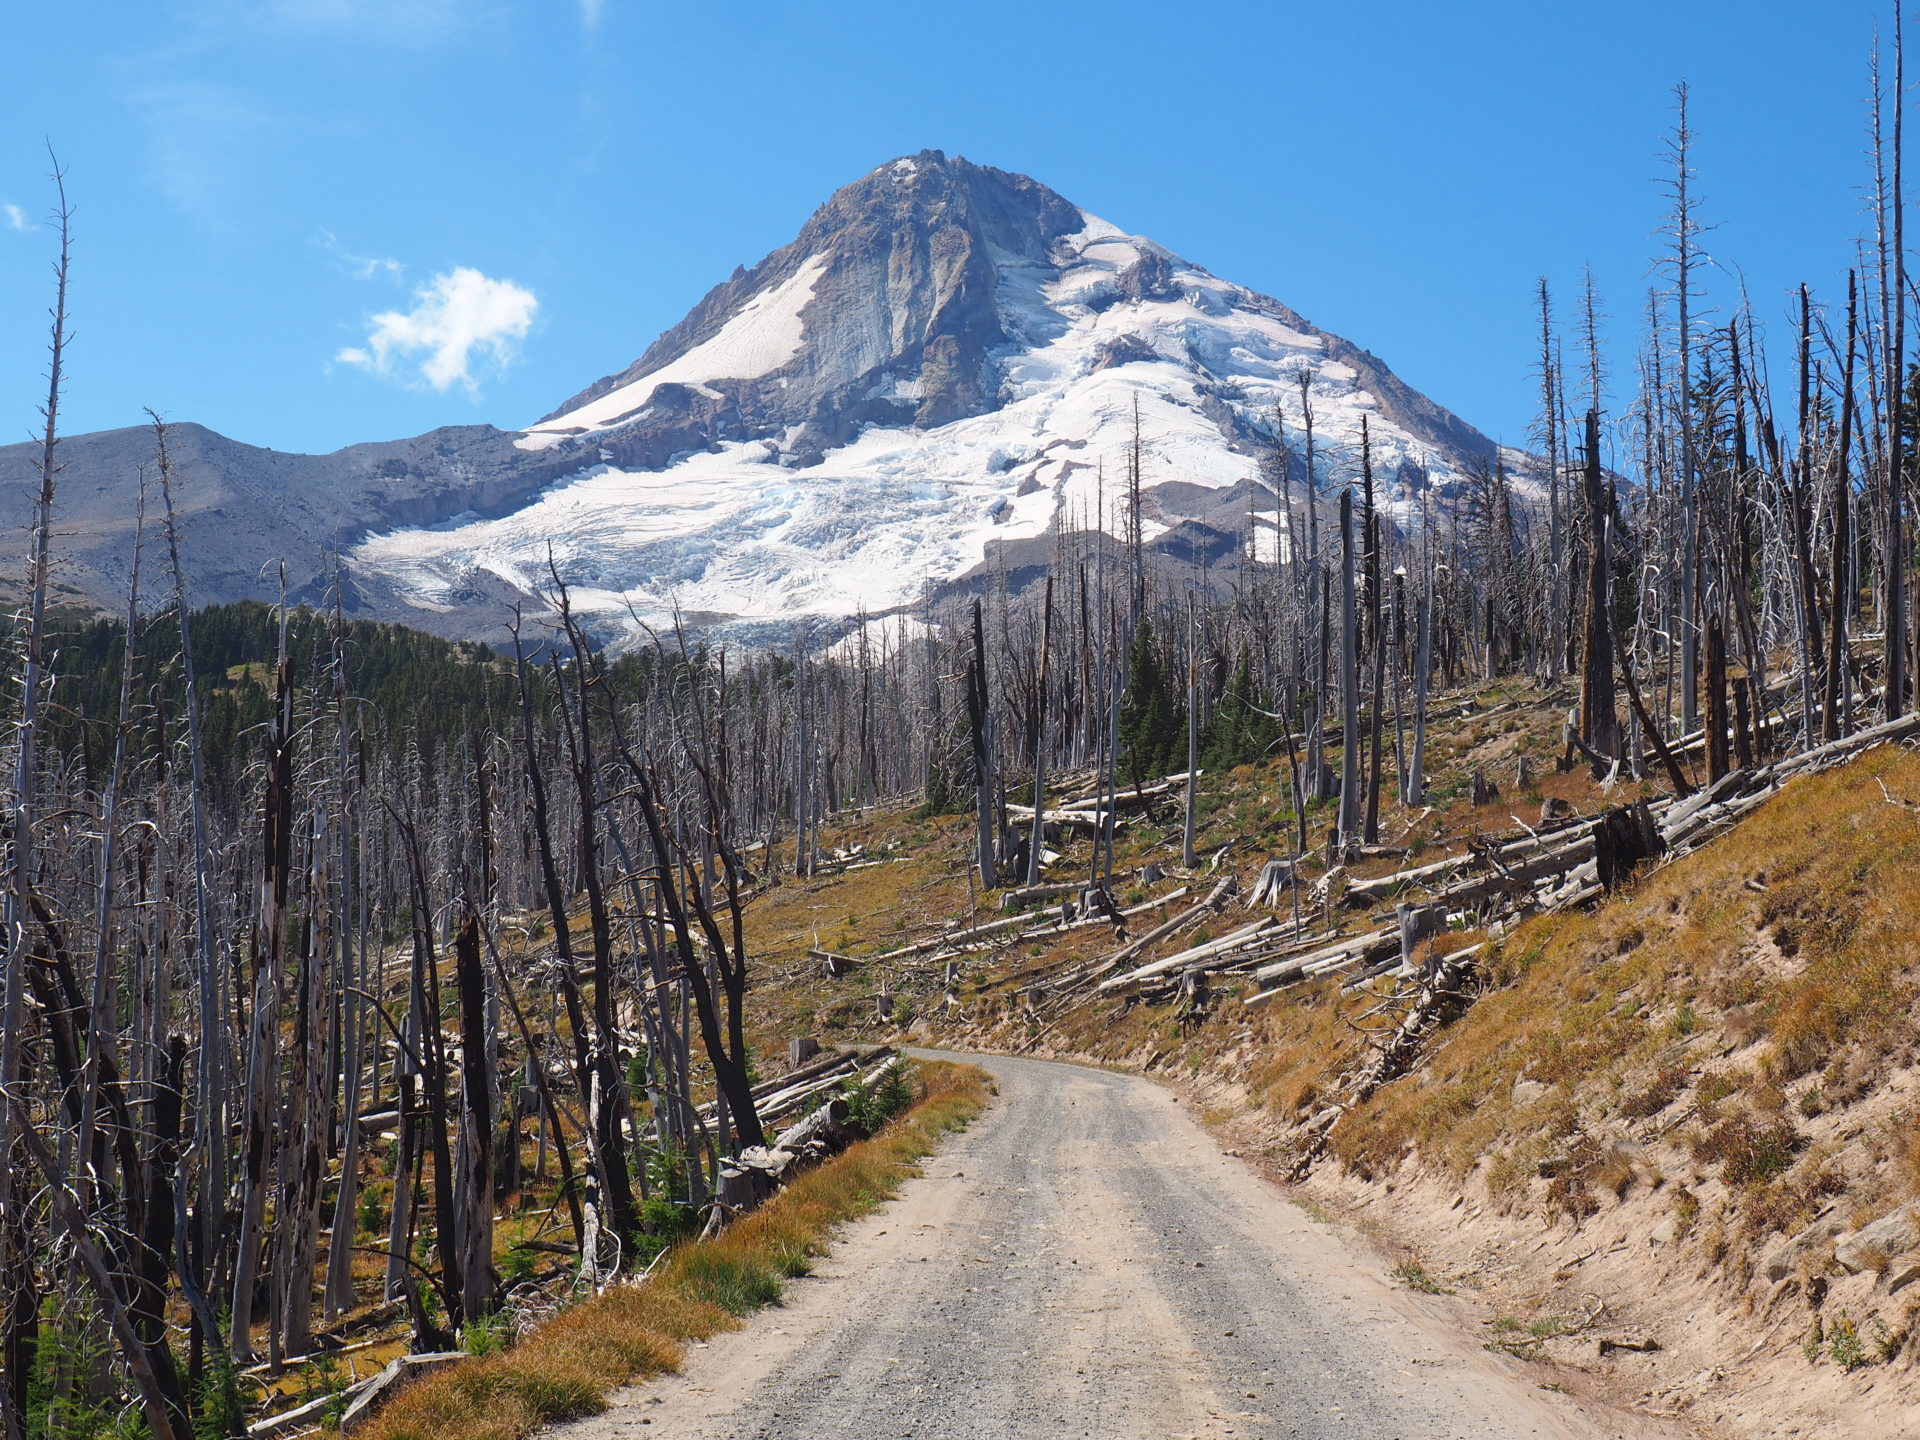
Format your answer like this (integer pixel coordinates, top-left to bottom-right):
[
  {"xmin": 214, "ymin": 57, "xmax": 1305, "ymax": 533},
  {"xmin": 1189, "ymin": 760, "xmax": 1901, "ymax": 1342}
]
[{"xmin": 358, "ymin": 1061, "xmax": 989, "ymax": 1440}]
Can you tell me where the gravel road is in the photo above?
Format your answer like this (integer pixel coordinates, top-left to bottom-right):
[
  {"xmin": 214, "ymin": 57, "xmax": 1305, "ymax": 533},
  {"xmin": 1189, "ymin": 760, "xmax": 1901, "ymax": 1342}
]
[{"xmin": 556, "ymin": 1051, "xmax": 1685, "ymax": 1440}]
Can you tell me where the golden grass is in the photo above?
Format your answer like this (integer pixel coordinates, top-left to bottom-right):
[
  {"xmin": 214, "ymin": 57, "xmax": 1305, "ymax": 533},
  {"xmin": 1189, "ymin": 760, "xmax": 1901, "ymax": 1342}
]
[
  {"xmin": 1325, "ymin": 745, "xmax": 1920, "ymax": 1212},
  {"xmin": 356, "ymin": 1061, "xmax": 991, "ymax": 1440}
]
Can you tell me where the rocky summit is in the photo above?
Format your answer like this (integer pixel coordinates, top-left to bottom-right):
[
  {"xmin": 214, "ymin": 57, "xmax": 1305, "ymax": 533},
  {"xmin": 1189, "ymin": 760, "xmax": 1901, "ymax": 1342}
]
[{"xmin": 2, "ymin": 151, "xmax": 1531, "ymax": 645}]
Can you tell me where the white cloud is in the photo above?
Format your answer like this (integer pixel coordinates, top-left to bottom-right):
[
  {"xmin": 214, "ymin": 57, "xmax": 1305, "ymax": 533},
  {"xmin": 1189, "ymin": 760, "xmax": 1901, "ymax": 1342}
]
[
  {"xmin": 319, "ymin": 230, "xmax": 403, "ymax": 281},
  {"xmin": 337, "ymin": 266, "xmax": 537, "ymax": 394},
  {"xmin": 2, "ymin": 203, "xmax": 35, "ymax": 232},
  {"xmin": 579, "ymin": 0, "xmax": 604, "ymax": 30}
]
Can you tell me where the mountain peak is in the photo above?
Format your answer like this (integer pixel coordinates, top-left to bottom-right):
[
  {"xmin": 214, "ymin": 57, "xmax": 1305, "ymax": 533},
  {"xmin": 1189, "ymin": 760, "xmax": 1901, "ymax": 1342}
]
[
  {"xmin": 528, "ymin": 150, "xmax": 1082, "ymax": 443},
  {"xmin": 348, "ymin": 154, "xmax": 1527, "ymax": 642},
  {"xmin": 5, "ymin": 156, "xmax": 1533, "ymax": 647}
]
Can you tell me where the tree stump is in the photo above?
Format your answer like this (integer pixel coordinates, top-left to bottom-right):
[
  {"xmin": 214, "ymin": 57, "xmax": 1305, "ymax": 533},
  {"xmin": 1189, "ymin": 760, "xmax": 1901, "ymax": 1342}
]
[
  {"xmin": 1593, "ymin": 800, "xmax": 1665, "ymax": 892},
  {"xmin": 1248, "ymin": 857, "xmax": 1294, "ymax": 908},
  {"xmin": 1396, "ymin": 903, "xmax": 1444, "ymax": 969},
  {"xmin": 1176, "ymin": 968, "xmax": 1211, "ymax": 1022}
]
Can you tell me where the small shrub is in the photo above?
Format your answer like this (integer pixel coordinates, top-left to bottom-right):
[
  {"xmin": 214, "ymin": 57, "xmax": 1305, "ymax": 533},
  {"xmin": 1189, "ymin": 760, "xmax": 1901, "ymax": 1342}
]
[
  {"xmin": 460, "ymin": 1309, "xmax": 515, "ymax": 1358},
  {"xmin": 1803, "ymin": 1319, "xmax": 1826, "ymax": 1364},
  {"xmin": 1670, "ymin": 1187, "xmax": 1700, "ymax": 1237},
  {"xmin": 1620, "ymin": 1064, "xmax": 1689, "ymax": 1119},
  {"xmin": 843, "ymin": 1061, "xmax": 915, "ymax": 1133},
  {"xmin": 1390, "ymin": 1261, "xmax": 1452, "ymax": 1294},
  {"xmin": 1695, "ymin": 1069, "xmax": 1741, "ymax": 1112},
  {"xmin": 1829, "ymin": 1312, "xmax": 1868, "ymax": 1371},
  {"xmin": 1544, "ymin": 1174, "xmax": 1598, "ymax": 1226},
  {"xmin": 295, "ymin": 1351, "xmax": 349, "ymax": 1406},
  {"xmin": 1870, "ymin": 1314, "xmax": 1902, "ymax": 1364},
  {"xmin": 1695, "ymin": 1114, "xmax": 1800, "ymax": 1187},
  {"xmin": 193, "ymin": 1349, "xmax": 247, "ymax": 1440},
  {"xmin": 502, "ymin": 1245, "xmax": 539, "ymax": 1285},
  {"xmin": 640, "ymin": 1196, "xmax": 701, "ymax": 1243},
  {"xmin": 357, "ymin": 1181, "xmax": 387, "ymax": 1236}
]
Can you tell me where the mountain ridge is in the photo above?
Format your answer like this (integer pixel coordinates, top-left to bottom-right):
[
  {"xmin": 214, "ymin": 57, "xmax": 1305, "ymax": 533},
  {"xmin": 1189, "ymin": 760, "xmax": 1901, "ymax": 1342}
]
[{"xmin": 1, "ymin": 151, "xmax": 1536, "ymax": 644}]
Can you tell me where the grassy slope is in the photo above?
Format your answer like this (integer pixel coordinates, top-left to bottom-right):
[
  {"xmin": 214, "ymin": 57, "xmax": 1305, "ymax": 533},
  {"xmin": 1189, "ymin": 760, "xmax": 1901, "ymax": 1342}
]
[
  {"xmin": 733, "ymin": 681, "xmax": 1920, "ymax": 1429},
  {"xmin": 1329, "ymin": 741, "xmax": 1920, "ymax": 1232}
]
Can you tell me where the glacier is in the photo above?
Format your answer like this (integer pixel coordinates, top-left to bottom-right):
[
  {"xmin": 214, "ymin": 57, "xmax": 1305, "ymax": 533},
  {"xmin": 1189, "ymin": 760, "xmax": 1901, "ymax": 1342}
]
[{"xmin": 347, "ymin": 155, "xmax": 1530, "ymax": 645}]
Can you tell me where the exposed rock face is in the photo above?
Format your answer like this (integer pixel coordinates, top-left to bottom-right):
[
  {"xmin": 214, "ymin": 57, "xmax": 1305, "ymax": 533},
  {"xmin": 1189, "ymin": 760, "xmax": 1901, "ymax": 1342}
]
[
  {"xmin": 1835, "ymin": 1202, "xmax": 1920, "ymax": 1275},
  {"xmin": 1762, "ymin": 1216, "xmax": 1846, "ymax": 1283},
  {"xmin": 5, "ymin": 151, "xmax": 1537, "ymax": 645},
  {"xmin": 535, "ymin": 152, "xmax": 1085, "ymax": 465}
]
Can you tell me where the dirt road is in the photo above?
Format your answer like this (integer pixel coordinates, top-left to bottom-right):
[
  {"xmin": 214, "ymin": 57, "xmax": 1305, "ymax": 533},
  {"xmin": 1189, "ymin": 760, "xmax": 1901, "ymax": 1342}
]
[{"xmin": 557, "ymin": 1052, "xmax": 1689, "ymax": 1440}]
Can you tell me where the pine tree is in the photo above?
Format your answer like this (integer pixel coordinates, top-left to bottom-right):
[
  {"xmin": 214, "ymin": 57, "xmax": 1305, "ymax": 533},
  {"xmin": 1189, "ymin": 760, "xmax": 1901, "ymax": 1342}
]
[
  {"xmin": 1118, "ymin": 617, "xmax": 1184, "ymax": 785},
  {"xmin": 1200, "ymin": 646, "xmax": 1277, "ymax": 771}
]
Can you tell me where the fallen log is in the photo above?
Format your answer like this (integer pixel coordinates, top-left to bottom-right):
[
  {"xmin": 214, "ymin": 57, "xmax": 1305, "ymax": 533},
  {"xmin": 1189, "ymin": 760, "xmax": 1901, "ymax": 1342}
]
[
  {"xmin": 773, "ymin": 1096, "xmax": 854, "ymax": 1154},
  {"xmin": 1091, "ymin": 878, "xmax": 1238, "ymax": 993},
  {"xmin": 999, "ymin": 866, "xmax": 1150, "ymax": 906},
  {"xmin": 1004, "ymin": 803, "xmax": 1121, "ymax": 832},
  {"xmin": 250, "ymin": 1378, "xmax": 377, "ymax": 1438},
  {"xmin": 809, "ymin": 948, "xmax": 862, "ymax": 977},
  {"xmin": 1051, "ymin": 774, "xmax": 1195, "ymax": 811},
  {"xmin": 1015, "ymin": 885, "xmax": 1191, "ymax": 943},
  {"xmin": 695, "ymin": 1047, "xmax": 886, "ymax": 1126},
  {"xmin": 1205, "ymin": 922, "xmax": 1343, "ymax": 973},
  {"xmin": 882, "ymin": 907, "xmax": 1056, "ymax": 960},
  {"xmin": 1243, "ymin": 927, "xmax": 1398, "ymax": 1001},
  {"xmin": 1098, "ymin": 916, "xmax": 1277, "ymax": 992}
]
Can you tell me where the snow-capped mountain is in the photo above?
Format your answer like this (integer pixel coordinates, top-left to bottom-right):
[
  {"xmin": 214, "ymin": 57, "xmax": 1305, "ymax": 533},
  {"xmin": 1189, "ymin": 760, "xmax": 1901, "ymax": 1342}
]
[
  {"xmin": 0, "ymin": 152, "xmax": 1529, "ymax": 643},
  {"xmin": 350, "ymin": 151, "xmax": 1529, "ymax": 643}
]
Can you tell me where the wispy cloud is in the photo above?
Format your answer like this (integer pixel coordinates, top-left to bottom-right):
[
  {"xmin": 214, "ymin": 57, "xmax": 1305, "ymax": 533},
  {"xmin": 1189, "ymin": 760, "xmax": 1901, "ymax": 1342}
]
[
  {"xmin": 337, "ymin": 266, "xmax": 537, "ymax": 394},
  {"xmin": 319, "ymin": 230, "xmax": 404, "ymax": 281},
  {"xmin": 190, "ymin": 0, "xmax": 475, "ymax": 41},
  {"xmin": 129, "ymin": 81, "xmax": 279, "ymax": 226},
  {"xmin": 579, "ymin": 0, "xmax": 604, "ymax": 31},
  {"xmin": 2, "ymin": 203, "xmax": 36, "ymax": 233}
]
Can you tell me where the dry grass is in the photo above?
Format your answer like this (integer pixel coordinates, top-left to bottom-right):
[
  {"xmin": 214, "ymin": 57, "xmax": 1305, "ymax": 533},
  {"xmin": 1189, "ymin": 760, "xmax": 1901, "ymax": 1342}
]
[
  {"xmin": 1323, "ymin": 744, "xmax": 1920, "ymax": 1227},
  {"xmin": 357, "ymin": 1061, "xmax": 991, "ymax": 1440}
]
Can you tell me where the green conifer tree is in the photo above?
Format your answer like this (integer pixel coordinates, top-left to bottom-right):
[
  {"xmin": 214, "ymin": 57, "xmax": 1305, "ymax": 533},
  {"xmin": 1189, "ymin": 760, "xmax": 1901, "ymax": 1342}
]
[
  {"xmin": 1118, "ymin": 617, "xmax": 1184, "ymax": 785},
  {"xmin": 1201, "ymin": 646, "xmax": 1278, "ymax": 771}
]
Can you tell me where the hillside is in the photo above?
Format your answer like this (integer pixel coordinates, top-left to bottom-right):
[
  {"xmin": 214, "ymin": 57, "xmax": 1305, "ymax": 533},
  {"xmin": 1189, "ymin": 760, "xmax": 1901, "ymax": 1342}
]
[{"xmin": 728, "ymin": 680, "xmax": 1920, "ymax": 1440}]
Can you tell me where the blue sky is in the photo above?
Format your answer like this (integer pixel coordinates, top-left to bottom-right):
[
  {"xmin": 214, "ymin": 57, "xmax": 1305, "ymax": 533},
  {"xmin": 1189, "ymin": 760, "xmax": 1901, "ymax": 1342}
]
[{"xmin": 0, "ymin": 0, "xmax": 1901, "ymax": 457}]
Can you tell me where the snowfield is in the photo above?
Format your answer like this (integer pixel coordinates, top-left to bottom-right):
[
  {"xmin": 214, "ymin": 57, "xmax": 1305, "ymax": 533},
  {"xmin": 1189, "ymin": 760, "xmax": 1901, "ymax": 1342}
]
[{"xmin": 352, "ymin": 214, "xmax": 1503, "ymax": 644}]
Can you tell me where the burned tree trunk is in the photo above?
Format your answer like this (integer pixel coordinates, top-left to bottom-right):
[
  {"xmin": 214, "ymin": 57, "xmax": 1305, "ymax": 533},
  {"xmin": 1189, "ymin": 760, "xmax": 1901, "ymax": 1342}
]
[
  {"xmin": 965, "ymin": 600, "xmax": 1000, "ymax": 890},
  {"xmin": 1705, "ymin": 617, "xmax": 1732, "ymax": 784},
  {"xmin": 1578, "ymin": 409, "xmax": 1620, "ymax": 763},
  {"xmin": 453, "ymin": 911, "xmax": 497, "ymax": 1322},
  {"xmin": 1594, "ymin": 801, "xmax": 1666, "ymax": 892}
]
